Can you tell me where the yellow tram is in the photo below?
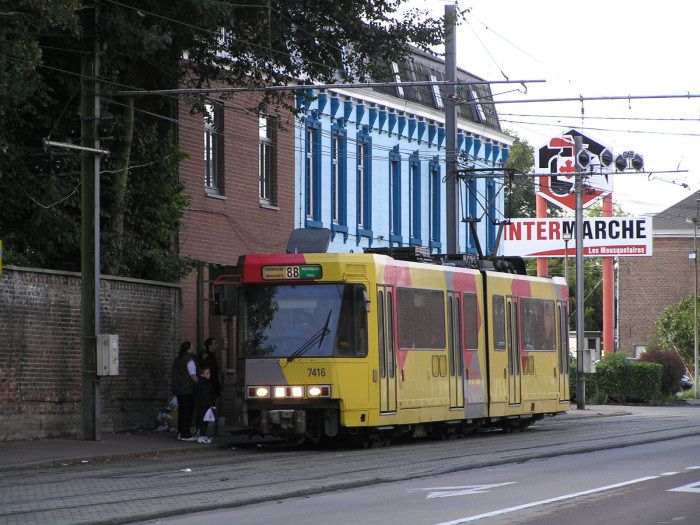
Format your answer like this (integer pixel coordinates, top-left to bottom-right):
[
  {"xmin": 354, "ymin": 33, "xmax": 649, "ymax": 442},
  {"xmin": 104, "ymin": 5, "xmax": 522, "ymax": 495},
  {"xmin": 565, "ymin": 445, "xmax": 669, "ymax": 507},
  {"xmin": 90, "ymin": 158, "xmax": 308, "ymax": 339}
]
[{"xmin": 218, "ymin": 248, "xmax": 570, "ymax": 442}]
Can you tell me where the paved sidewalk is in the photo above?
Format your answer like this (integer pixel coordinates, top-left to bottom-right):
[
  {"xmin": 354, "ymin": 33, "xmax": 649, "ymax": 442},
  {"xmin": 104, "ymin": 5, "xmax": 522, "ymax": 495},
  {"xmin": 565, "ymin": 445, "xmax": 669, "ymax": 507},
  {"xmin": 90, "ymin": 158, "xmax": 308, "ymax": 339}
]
[
  {"xmin": 0, "ymin": 404, "xmax": 635, "ymax": 472},
  {"xmin": 0, "ymin": 429, "xmax": 244, "ymax": 472}
]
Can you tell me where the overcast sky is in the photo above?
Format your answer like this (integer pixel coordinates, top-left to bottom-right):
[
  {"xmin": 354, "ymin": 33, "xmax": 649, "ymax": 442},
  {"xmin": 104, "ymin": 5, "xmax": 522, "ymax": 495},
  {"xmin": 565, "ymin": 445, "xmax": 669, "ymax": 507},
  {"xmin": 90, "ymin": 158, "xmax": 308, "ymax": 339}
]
[{"xmin": 415, "ymin": 0, "xmax": 699, "ymax": 217}]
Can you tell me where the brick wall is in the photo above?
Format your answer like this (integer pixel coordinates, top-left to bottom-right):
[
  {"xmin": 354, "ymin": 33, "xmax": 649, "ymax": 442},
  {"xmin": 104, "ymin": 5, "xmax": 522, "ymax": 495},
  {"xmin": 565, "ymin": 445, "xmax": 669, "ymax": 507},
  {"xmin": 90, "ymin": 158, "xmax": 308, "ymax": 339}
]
[
  {"xmin": 0, "ymin": 266, "xmax": 181, "ymax": 441},
  {"xmin": 618, "ymin": 237, "xmax": 694, "ymax": 354},
  {"xmin": 177, "ymin": 92, "xmax": 295, "ymax": 350}
]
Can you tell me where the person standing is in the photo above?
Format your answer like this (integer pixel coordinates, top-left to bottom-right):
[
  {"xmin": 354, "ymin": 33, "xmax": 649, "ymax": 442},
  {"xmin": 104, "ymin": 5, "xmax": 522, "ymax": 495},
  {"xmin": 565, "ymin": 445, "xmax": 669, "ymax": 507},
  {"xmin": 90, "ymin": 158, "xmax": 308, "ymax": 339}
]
[
  {"xmin": 200, "ymin": 337, "xmax": 221, "ymax": 398},
  {"xmin": 194, "ymin": 366, "xmax": 215, "ymax": 443},
  {"xmin": 171, "ymin": 340, "xmax": 198, "ymax": 441}
]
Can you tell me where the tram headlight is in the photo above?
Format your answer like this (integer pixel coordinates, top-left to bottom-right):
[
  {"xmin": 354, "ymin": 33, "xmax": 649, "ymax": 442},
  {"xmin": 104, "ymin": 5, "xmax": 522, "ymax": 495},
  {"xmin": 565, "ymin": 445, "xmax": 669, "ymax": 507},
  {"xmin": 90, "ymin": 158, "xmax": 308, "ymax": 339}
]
[
  {"xmin": 247, "ymin": 386, "xmax": 270, "ymax": 398},
  {"xmin": 273, "ymin": 386, "xmax": 287, "ymax": 398},
  {"xmin": 307, "ymin": 385, "xmax": 331, "ymax": 398},
  {"xmin": 290, "ymin": 386, "xmax": 304, "ymax": 398}
]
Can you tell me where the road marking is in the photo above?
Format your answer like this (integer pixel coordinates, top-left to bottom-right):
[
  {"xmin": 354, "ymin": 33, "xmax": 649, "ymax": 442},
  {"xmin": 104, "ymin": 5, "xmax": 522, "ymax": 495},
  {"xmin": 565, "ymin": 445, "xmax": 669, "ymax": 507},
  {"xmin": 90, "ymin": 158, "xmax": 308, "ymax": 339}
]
[
  {"xmin": 684, "ymin": 466, "xmax": 700, "ymax": 470},
  {"xmin": 660, "ymin": 472, "xmax": 679, "ymax": 476},
  {"xmin": 668, "ymin": 481, "xmax": 700, "ymax": 493},
  {"xmin": 434, "ymin": 476, "xmax": 659, "ymax": 524},
  {"xmin": 410, "ymin": 483, "xmax": 516, "ymax": 499}
]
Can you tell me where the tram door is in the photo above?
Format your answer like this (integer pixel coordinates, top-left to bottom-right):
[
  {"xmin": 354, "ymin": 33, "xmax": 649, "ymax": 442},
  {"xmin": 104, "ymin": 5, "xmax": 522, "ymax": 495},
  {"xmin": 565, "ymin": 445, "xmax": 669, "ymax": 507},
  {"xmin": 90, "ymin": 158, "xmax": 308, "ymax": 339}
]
[
  {"xmin": 377, "ymin": 287, "xmax": 397, "ymax": 413},
  {"xmin": 506, "ymin": 296, "xmax": 522, "ymax": 405},
  {"xmin": 557, "ymin": 301, "xmax": 570, "ymax": 401},
  {"xmin": 447, "ymin": 292, "xmax": 465, "ymax": 409}
]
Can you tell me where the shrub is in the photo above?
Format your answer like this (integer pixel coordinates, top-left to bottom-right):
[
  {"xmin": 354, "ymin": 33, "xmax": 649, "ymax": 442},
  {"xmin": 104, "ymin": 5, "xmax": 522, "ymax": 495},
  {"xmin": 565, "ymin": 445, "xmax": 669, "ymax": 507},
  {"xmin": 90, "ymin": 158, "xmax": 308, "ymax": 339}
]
[
  {"xmin": 638, "ymin": 347, "xmax": 686, "ymax": 396},
  {"xmin": 594, "ymin": 354, "xmax": 663, "ymax": 404}
]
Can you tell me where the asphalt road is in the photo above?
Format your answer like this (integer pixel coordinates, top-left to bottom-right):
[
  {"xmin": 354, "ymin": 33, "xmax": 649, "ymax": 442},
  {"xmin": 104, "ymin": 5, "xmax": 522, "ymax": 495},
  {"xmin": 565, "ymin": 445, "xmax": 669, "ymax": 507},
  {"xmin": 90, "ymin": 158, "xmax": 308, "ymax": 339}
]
[
  {"xmin": 1, "ymin": 405, "xmax": 699, "ymax": 525},
  {"xmin": 144, "ymin": 436, "xmax": 700, "ymax": 525}
]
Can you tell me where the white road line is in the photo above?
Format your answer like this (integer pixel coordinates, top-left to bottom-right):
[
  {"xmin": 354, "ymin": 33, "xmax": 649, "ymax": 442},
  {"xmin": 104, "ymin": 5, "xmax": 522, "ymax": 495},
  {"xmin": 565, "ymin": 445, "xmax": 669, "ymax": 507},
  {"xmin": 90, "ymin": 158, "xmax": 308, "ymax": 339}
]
[
  {"xmin": 685, "ymin": 466, "xmax": 700, "ymax": 470},
  {"xmin": 434, "ymin": 476, "xmax": 659, "ymax": 525},
  {"xmin": 668, "ymin": 481, "xmax": 700, "ymax": 493},
  {"xmin": 660, "ymin": 472, "xmax": 679, "ymax": 476}
]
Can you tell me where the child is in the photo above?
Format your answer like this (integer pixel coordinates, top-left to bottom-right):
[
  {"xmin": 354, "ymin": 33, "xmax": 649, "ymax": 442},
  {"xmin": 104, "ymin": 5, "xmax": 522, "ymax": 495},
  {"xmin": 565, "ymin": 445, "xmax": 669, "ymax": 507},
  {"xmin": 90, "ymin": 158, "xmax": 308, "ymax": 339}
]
[{"xmin": 194, "ymin": 366, "xmax": 216, "ymax": 444}]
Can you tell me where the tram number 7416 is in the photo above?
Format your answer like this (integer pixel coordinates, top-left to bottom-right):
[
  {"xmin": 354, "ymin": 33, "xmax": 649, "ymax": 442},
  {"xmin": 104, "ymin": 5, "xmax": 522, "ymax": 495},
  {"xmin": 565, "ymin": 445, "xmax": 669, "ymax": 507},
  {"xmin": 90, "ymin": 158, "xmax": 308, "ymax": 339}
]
[{"xmin": 307, "ymin": 368, "xmax": 327, "ymax": 377}]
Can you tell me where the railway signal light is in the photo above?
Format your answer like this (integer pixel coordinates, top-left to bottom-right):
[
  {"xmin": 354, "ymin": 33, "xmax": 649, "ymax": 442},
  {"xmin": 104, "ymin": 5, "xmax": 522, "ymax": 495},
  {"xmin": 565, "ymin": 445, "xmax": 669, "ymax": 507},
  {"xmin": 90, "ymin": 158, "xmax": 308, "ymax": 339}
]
[
  {"xmin": 600, "ymin": 148, "xmax": 613, "ymax": 167},
  {"xmin": 614, "ymin": 154, "xmax": 627, "ymax": 171},
  {"xmin": 576, "ymin": 149, "xmax": 591, "ymax": 169},
  {"xmin": 631, "ymin": 153, "xmax": 644, "ymax": 171}
]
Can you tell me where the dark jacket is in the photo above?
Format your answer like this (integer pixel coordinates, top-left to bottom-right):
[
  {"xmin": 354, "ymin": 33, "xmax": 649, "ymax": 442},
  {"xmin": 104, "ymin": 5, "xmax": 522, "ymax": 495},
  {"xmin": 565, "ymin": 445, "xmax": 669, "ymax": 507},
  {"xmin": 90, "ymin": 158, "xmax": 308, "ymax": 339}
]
[
  {"xmin": 199, "ymin": 351, "xmax": 221, "ymax": 397},
  {"xmin": 172, "ymin": 353, "xmax": 196, "ymax": 396},
  {"xmin": 195, "ymin": 377, "xmax": 215, "ymax": 409}
]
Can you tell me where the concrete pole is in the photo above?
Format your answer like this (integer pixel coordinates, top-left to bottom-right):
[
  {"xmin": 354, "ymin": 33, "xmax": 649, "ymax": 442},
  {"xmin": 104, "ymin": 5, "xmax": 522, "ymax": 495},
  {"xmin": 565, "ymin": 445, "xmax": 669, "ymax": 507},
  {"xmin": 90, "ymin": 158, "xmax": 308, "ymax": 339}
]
[
  {"xmin": 81, "ymin": 0, "xmax": 101, "ymax": 440},
  {"xmin": 574, "ymin": 136, "xmax": 585, "ymax": 409},
  {"xmin": 602, "ymin": 195, "xmax": 614, "ymax": 354},
  {"xmin": 444, "ymin": 3, "xmax": 459, "ymax": 254}
]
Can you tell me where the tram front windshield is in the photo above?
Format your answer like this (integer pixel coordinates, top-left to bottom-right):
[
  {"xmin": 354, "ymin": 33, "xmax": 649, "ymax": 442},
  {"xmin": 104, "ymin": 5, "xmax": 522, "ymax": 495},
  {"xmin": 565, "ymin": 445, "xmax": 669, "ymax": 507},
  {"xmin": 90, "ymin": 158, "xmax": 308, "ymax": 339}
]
[{"xmin": 242, "ymin": 283, "xmax": 368, "ymax": 358}]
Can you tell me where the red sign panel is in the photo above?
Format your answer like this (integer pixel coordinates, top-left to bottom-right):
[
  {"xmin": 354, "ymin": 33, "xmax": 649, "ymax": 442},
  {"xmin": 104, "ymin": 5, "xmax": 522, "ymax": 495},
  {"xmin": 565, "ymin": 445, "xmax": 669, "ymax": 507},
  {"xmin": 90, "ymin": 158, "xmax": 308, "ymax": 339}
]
[{"xmin": 537, "ymin": 131, "xmax": 612, "ymax": 212}]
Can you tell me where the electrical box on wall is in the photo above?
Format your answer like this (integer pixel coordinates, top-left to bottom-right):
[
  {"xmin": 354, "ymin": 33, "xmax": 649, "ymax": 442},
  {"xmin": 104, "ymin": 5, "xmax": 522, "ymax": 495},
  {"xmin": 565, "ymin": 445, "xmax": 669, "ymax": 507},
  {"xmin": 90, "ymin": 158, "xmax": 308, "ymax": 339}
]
[{"xmin": 97, "ymin": 334, "xmax": 119, "ymax": 376}]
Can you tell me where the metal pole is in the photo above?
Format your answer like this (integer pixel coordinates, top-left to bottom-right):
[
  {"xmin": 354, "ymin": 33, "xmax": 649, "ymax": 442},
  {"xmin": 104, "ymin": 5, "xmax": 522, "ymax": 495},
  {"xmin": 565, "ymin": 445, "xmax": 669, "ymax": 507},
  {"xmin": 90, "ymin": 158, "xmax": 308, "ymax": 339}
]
[
  {"xmin": 574, "ymin": 136, "xmax": 585, "ymax": 409},
  {"xmin": 444, "ymin": 3, "xmax": 459, "ymax": 254},
  {"xmin": 564, "ymin": 239, "xmax": 569, "ymax": 284},
  {"xmin": 694, "ymin": 217, "xmax": 699, "ymax": 399},
  {"xmin": 81, "ymin": 0, "xmax": 101, "ymax": 440}
]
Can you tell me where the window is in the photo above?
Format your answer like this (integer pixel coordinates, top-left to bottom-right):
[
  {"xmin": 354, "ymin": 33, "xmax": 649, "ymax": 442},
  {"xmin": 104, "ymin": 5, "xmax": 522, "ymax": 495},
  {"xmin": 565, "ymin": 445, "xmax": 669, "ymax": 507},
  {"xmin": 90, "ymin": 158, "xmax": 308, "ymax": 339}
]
[
  {"xmin": 429, "ymin": 160, "xmax": 441, "ymax": 249},
  {"xmin": 259, "ymin": 115, "xmax": 276, "ymax": 204},
  {"xmin": 469, "ymin": 87, "xmax": 487, "ymax": 123},
  {"xmin": 305, "ymin": 120, "xmax": 321, "ymax": 225},
  {"xmin": 397, "ymin": 288, "xmax": 445, "ymax": 349},
  {"xmin": 357, "ymin": 133, "xmax": 372, "ymax": 235},
  {"xmin": 391, "ymin": 62, "xmax": 404, "ymax": 98},
  {"xmin": 428, "ymin": 74, "xmax": 443, "ymax": 109},
  {"xmin": 331, "ymin": 126, "xmax": 347, "ymax": 229},
  {"xmin": 204, "ymin": 101, "xmax": 224, "ymax": 194},
  {"xmin": 492, "ymin": 295, "xmax": 506, "ymax": 350},
  {"xmin": 409, "ymin": 154, "xmax": 421, "ymax": 245},
  {"xmin": 463, "ymin": 293, "xmax": 478, "ymax": 350},
  {"xmin": 521, "ymin": 298, "xmax": 556, "ymax": 351},
  {"xmin": 242, "ymin": 283, "xmax": 367, "ymax": 358},
  {"xmin": 390, "ymin": 148, "xmax": 401, "ymax": 241}
]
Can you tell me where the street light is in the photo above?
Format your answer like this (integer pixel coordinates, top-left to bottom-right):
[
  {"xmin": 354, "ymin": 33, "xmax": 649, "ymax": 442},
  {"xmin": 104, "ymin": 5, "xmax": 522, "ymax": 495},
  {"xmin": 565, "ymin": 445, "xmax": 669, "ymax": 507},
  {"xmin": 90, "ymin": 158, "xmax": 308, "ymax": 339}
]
[{"xmin": 562, "ymin": 231, "xmax": 572, "ymax": 285}]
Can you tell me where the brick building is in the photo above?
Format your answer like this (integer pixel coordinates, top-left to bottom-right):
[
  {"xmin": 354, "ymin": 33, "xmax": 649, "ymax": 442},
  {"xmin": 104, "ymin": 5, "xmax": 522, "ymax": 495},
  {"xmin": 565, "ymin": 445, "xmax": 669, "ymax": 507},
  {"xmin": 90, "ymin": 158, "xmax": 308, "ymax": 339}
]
[{"xmin": 618, "ymin": 191, "xmax": 699, "ymax": 355}]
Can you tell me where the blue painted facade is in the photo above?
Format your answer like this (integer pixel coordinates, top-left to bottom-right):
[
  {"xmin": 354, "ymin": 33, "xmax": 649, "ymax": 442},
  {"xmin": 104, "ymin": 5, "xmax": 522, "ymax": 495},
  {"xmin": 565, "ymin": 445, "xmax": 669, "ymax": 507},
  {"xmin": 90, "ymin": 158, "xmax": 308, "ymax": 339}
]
[{"xmin": 294, "ymin": 88, "xmax": 511, "ymax": 255}]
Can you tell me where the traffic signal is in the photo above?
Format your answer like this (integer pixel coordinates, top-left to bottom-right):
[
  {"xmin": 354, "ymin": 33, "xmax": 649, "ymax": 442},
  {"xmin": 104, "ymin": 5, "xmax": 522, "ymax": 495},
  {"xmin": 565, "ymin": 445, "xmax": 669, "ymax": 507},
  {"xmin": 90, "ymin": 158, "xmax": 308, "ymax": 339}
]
[
  {"xmin": 631, "ymin": 153, "xmax": 644, "ymax": 171},
  {"xmin": 576, "ymin": 149, "xmax": 591, "ymax": 169},
  {"xmin": 614, "ymin": 154, "xmax": 627, "ymax": 171},
  {"xmin": 600, "ymin": 148, "xmax": 613, "ymax": 167}
]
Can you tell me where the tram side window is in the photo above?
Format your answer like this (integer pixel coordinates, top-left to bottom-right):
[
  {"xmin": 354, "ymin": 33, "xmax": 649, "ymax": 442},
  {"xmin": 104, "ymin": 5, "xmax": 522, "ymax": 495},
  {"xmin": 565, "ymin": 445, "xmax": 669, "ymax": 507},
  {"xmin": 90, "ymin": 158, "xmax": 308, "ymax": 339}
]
[
  {"xmin": 397, "ymin": 288, "xmax": 446, "ymax": 350},
  {"xmin": 521, "ymin": 298, "xmax": 556, "ymax": 351},
  {"xmin": 492, "ymin": 295, "xmax": 506, "ymax": 350},
  {"xmin": 463, "ymin": 293, "xmax": 478, "ymax": 351},
  {"xmin": 335, "ymin": 284, "xmax": 368, "ymax": 357}
]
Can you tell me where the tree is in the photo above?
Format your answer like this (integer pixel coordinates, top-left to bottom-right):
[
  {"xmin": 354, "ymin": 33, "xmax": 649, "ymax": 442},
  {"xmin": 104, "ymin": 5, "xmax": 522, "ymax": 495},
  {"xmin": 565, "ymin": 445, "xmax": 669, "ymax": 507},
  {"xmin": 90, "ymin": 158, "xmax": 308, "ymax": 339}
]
[
  {"xmin": 655, "ymin": 296, "xmax": 696, "ymax": 370},
  {"xmin": 0, "ymin": 1, "xmax": 445, "ymax": 280},
  {"xmin": 503, "ymin": 132, "xmax": 535, "ymax": 218}
]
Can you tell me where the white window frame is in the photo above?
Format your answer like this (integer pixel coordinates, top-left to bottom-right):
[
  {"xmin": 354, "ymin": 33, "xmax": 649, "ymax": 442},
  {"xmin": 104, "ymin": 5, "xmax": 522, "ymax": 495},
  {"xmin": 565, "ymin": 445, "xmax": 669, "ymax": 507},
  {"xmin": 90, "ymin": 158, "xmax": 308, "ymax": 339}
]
[
  {"xmin": 428, "ymin": 74, "xmax": 443, "ymax": 109},
  {"xmin": 391, "ymin": 62, "xmax": 404, "ymax": 98}
]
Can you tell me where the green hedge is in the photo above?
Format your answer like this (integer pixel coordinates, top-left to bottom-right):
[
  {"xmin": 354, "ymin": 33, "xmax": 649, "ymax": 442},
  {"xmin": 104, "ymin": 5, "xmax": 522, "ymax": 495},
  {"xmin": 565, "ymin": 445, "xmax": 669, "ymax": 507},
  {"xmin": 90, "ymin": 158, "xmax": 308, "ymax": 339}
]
[{"xmin": 570, "ymin": 355, "xmax": 664, "ymax": 404}]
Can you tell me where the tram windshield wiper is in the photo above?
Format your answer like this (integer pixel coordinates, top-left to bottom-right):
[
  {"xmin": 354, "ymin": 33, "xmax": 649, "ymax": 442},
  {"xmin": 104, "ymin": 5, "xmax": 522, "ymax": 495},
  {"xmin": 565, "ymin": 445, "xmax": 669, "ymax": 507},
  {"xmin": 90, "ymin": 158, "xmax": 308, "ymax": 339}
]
[{"xmin": 287, "ymin": 309, "xmax": 332, "ymax": 362}]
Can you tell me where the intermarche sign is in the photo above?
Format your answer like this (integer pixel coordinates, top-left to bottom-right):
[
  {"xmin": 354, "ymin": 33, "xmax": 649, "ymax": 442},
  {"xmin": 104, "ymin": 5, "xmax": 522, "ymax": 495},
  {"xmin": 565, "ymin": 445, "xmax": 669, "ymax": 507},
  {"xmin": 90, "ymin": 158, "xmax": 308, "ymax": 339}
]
[{"xmin": 502, "ymin": 217, "xmax": 653, "ymax": 258}]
